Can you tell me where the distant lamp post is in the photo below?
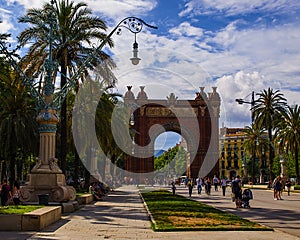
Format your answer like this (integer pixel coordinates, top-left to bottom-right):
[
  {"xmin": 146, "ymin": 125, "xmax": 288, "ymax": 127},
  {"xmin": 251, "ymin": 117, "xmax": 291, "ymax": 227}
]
[
  {"xmin": 235, "ymin": 91, "xmax": 256, "ymax": 123},
  {"xmin": 280, "ymin": 155, "xmax": 287, "ymax": 180},
  {"xmin": 0, "ymin": 0, "xmax": 157, "ymax": 203},
  {"xmin": 236, "ymin": 91, "xmax": 257, "ymax": 185}
]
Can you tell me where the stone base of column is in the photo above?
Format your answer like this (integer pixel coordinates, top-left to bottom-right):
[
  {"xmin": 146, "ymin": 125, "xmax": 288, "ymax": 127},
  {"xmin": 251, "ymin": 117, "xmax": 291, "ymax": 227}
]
[{"xmin": 20, "ymin": 173, "xmax": 76, "ymax": 203}]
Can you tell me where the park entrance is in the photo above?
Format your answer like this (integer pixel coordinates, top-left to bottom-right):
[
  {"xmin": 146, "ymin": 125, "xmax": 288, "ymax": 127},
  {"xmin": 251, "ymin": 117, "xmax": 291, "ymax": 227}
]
[{"xmin": 123, "ymin": 86, "xmax": 221, "ymax": 183}]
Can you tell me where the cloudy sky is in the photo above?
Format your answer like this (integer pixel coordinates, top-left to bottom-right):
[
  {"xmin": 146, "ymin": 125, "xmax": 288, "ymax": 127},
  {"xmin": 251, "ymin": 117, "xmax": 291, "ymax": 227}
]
[{"xmin": 1, "ymin": 0, "xmax": 300, "ymax": 149}]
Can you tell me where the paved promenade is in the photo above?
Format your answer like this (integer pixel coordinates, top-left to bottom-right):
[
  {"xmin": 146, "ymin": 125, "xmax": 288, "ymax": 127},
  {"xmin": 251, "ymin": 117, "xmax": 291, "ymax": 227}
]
[
  {"xmin": 175, "ymin": 185, "xmax": 300, "ymax": 238},
  {"xmin": 0, "ymin": 185, "xmax": 299, "ymax": 240}
]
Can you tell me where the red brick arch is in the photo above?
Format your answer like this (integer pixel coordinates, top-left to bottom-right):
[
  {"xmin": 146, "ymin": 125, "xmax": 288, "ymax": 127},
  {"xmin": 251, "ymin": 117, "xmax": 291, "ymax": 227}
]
[{"xmin": 124, "ymin": 86, "xmax": 221, "ymax": 182}]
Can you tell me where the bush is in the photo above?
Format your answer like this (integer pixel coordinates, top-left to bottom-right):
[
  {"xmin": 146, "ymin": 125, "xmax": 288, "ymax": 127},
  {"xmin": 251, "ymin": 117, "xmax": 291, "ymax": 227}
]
[{"xmin": 294, "ymin": 184, "xmax": 300, "ymax": 190}]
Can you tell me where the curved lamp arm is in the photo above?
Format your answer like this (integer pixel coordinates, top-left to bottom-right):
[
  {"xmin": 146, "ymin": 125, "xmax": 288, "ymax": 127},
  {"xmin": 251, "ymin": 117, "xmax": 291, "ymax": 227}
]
[{"xmin": 53, "ymin": 17, "xmax": 157, "ymax": 109}]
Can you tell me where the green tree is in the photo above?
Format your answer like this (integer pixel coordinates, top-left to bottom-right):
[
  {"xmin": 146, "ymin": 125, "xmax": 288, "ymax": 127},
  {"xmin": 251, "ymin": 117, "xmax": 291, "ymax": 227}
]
[
  {"xmin": 253, "ymin": 88, "xmax": 287, "ymax": 181},
  {"xmin": 154, "ymin": 145, "xmax": 187, "ymax": 178},
  {"xmin": 18, "ymin": 0, "xmax": 116, "ymax": 174},
  {"xmin": 0, "ymin": 67, "xmax": 38, "ymax": 182},
  {"xmin": 275, "ymin": 105, "xmax": 300, "ymax": 183},
  {"xmin": 174, "ymin": 146, "xmax": 187, "ymax": 176},
  {"xmin": 71, "ymin": 79, "xmax": 125, "ymax": 188},
  {"xmin": 242, "ymin": 124, "xmax": 268, "ymax": 183},
  {"xmin": 0, "ymin": 28, "xmax": 11, "ymax": 86}
]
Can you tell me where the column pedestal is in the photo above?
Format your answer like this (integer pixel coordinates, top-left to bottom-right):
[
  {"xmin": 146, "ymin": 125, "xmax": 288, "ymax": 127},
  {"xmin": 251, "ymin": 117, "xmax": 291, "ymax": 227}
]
[{"xmin": 20, "ymin": 109, "xmax": 76, "ymax": 203}]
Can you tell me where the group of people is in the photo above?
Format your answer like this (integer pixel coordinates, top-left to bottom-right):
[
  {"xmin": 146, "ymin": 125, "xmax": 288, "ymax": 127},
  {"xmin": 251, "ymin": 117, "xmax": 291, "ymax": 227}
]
[
  {"xmin": 272, "ymin": 176, "xmax": 292, "ymax": 200},
  {"xmin": 185, "ymin": 175, "xmax": 229, "ymax": 197},
  {"xmin": 180, "ymin": 174, "xmax": 294, "ymax": 208},
  {"xmin": 231, "ymin": 175, "xmax": 243, "ymax": 207},
  {"xmin": 183, "ymin": 175, "xmax": 245, "ymax": 206},
  {"xmin": 89, "ymin": 181, "xmax": 110, "ymax": 201},
  {"xmin": 0, "ymin": 179, "xmax": 22, "ymax": 207}
]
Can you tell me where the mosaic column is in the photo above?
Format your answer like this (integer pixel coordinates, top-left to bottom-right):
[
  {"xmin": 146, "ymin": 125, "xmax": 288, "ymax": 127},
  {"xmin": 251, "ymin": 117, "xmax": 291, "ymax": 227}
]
[
  {"xmin": 20, "ymin": 108, "xmax": 76, "ymax": 203},
  {"xmin": 32, "ymin": 109, "xmax": 61, "ymax": 173}
]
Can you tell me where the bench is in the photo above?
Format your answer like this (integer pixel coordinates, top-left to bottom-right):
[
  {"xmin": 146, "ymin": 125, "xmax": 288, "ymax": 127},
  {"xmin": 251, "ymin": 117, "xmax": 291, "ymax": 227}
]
[
  {"xmin": 77, "ymin": 194, "xmax": 93, "ymax": 205},
  {"xmin": 0, "ymin": 206, "xmax": 61, "ymax": 231},
  {"xmin": 22, "ymin": 206, "xmax": 61, "ymax": 231}
]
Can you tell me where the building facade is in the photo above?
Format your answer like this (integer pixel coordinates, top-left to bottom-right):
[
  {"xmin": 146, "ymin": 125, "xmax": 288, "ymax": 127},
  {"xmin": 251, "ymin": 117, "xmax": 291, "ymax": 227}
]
[
  {"xmin": 219, "ymin": 127, "xmax": 246, "ymax": 180},
  {"xmin": 219, "ymin": 127, "xmax": 269, "ymax": 183}
]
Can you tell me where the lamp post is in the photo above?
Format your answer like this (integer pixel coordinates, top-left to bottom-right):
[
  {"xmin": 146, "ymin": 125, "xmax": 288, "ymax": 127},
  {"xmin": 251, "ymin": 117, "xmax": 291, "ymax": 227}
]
[
  {"xmin": 236, "ymin": 91, "xmax": 257, "ymax": 185},
  {"xmin": 0, "ymin": 1, "xmax": 157, "ymax": 203},
  {"xmin": 280, "ymin": 154, "xmax": 287, "ymax": 181}
]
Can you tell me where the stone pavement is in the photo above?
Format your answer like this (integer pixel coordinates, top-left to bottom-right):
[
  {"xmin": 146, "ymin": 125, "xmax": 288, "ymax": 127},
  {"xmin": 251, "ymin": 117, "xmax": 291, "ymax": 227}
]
[
  {"xmin": 175, "ymin": 185, "xmax": 300, "ymax": 238},
  {"xmin": 0, "ymin": 185, "xmax": 299, "ymax": 240}
]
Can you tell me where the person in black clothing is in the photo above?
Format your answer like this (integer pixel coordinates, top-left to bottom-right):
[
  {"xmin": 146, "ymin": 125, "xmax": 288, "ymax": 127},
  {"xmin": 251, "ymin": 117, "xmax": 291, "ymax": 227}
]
[
  {"xmin": 286, "ymin": 180, "xmax": 292, "ymax": 196},
  {"xmin": 187, "ymin": 179, "xmax": 193, "ymax": 197},
  {"xmin": 171, "ymin": 181, "xmax": 176, "ymax": 195},
  {"xmin": 232, "ymin": 176, "xmax": 242, "ymax": 208},
  {"xmin": 1, "ymin": 179, "xmax": 10, "ymax": 206}
]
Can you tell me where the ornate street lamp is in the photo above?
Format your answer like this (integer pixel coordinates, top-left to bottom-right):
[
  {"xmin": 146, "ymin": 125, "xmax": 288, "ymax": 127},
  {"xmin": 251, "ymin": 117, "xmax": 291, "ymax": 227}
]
[{"xmin": 0, "ymin": 2, "xmax": 157, "ymax": 203}]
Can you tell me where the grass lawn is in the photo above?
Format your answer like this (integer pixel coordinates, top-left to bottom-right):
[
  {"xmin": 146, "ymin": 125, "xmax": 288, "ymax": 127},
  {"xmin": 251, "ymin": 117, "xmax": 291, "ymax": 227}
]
[
  {"xmin": 0, "ymin": 205, "xmax": 43, "ymax": 215},
  {"xmin": 140, "ymin": 190, "xmax": 271, "ymax": 232},
  {"xmin": 76, "ymin": 192, "xmax": 89, "ymax": 197}
]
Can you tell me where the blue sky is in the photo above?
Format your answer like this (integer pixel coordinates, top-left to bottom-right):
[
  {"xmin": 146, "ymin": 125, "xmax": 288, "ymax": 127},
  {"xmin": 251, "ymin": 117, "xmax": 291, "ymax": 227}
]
[{"xmin": 1, "ymin": 0, "xmax": 300, "ymax": 149}]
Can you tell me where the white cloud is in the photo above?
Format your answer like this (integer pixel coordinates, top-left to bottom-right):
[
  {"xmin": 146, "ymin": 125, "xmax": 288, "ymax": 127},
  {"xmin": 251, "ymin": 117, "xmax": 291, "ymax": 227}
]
[
  {"xmin": 0, "ymin": 11, "xmax": 15, "ymax": 34},
  {"xmin": 86, "ymin": 0, "xmax": 157, "ymax": 19},
  {"xmin": 179, "ymin": 0, "xmax": 300, "ymax": 17},
  {"xmin": 169, "ymin": 22, "xmax": 204, "ymax": 37},
  {"xmin": 216, "ymin": 71, "xmax": 267, "ymax": 127},
  {"xmin": 2, "ymin": 0, "xmax": 300, "ymax": 129},
  {"xmin": 6, "ymin": 0, "xmax": 45, "ymax": 9},
  {"xmin": 9, "ymin": 0, "xmax": 157, "ymax": 23}
]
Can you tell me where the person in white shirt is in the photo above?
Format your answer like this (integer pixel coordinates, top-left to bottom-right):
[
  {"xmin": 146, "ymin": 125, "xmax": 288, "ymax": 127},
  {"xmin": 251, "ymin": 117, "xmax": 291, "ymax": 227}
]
[
  {"xmin": 221, "ymin": 178, "xmax": 227, "ymax": 196},
  {"xmin": 196, "ymin": 177, "xmax": 203, "ymax": 194}
]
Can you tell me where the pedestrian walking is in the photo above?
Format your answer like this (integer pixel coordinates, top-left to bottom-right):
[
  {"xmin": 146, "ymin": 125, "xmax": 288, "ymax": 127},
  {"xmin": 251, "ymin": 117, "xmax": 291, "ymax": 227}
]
[
  {"xmin": 286, "ymin": 180, "xmax": 292, "ymax": 196},
  {"xmin": 273, "ymin": 176, "xmax": 284, "ymax": 200},
  {"xmin": 221, "ymin": 177, "xmax": 227, "ymax": 196},
  {"xmin": 196, "ymin": 177, "xmax": 202, "ymax": 194},
  {"xmin": 187, "ymin": 179, "xmax": 193, "ymax": 197},
  {"xmin": 232, "ymin": 175, "xmax": 242, "ymax": 208},
  {"xmin": 205, "ymin": 177, "xmax": 211, "ymax": 195},
  {"xmin": 213, "ymin": 175, "xmax": 219, "ymax": 191},
  {"xmin": 171, "ymin": 181, "xmax": 176, "ymax": 196}
]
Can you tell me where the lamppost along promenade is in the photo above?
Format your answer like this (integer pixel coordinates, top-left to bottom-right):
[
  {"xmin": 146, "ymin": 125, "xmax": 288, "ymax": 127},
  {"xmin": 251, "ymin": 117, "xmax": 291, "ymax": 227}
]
[
  {"xmin": 236, "ymin": 91, "xmax": 258, "ymax": 185},
  {"xmin": 0, "ymin": 0, "xmax": 157, "ymax": 203}
]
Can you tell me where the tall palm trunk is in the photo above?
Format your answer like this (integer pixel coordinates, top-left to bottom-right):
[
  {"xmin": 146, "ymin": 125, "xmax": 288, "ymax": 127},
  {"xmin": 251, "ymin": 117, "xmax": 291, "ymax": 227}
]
[
  {"xmin": 295, "ymin": 143, "xmax": 299, "ymax": 184},
  {"xmin": 8, "ymin": 150, "xmax": 16, "ymax": 184},
  {"xmin": 268, "ymin": 127, "xmax": 274, "ymax": 181},
  {"xmin": 74, "ymin": 149, "xmax": 80, "ymax": 189},
  {"xmin": 60, "ymin": 57, "xmax": 67, "ymax": 174}
]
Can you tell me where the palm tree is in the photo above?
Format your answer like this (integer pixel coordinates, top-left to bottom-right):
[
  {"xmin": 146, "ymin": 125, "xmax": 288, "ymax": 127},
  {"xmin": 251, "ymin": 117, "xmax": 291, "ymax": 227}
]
[
  {"xmin": 0, "ymin": 67, "xmax": 38, "ymax": 182},
  {"xmin": 275, "ymin": 105, "xmax": 300, "ymax": 183},
  {"xmin": 0, "ymin": 26, "xmax": 11, "ymax": 84},
  {"xmin": 72, "ymin": 78, "xmax": 126, "ymax": 188},
  {"xmin": 242, "ymin": 124, "xmax": 268, "ymax": 184},
  {"xmin": 253, "ymin": 88, "xmax": 287, "ymax": 181},
  {"xmin": 18, "ymin": 0, "xmax": 117, "ymax": 173}
]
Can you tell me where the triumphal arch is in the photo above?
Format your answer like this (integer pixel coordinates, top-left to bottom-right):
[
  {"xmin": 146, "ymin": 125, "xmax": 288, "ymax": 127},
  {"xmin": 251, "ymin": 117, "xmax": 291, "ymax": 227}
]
[{"xmin": 123, "ymin": 86, "xmax": 221, "ymax": 182}]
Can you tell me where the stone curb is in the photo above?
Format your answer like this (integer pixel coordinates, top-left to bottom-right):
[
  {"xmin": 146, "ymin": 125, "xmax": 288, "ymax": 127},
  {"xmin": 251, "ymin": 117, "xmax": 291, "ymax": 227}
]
[{"xmin": 138, "ymin": 191, "xmax": 158, "ymax": 231}]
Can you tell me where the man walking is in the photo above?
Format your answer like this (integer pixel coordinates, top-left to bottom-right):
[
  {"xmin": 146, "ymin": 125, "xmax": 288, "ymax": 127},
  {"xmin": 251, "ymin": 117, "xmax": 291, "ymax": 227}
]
[
  {"xmin": 213, "ymin": 175, "xmax": 219, "ymax": 191},
  {"xmin": 232, "ymin": 175, "xmax": 242, "ymax": 208},
  {"xmin": 221, "ymin": 177, "xmax": 227, "ymax": 196}
]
